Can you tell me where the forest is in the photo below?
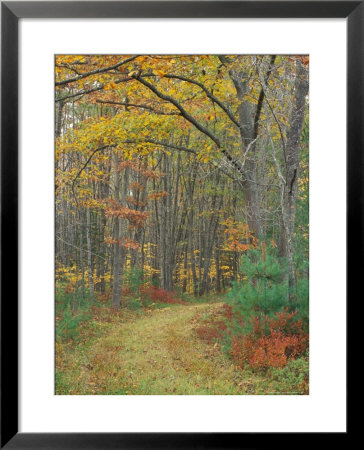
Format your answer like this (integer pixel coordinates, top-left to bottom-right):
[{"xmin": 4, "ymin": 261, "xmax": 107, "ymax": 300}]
[{"xmin": 55, "ymin": 54, "xmax": 309, "ymax": 395}]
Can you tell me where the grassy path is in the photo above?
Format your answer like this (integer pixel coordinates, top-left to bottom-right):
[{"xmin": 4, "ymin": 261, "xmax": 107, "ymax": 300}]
[{"xmin": 56, "ymin": 302, "xmax": 261, "ymax": 395}]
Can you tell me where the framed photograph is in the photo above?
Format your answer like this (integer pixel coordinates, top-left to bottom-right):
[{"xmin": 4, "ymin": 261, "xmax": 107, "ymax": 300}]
[{"xmin": 1, "ymin": 1, "xmax": 356, "ymax": 447}]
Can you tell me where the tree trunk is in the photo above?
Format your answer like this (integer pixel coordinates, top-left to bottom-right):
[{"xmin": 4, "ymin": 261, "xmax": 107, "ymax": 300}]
[
  {"xmin": 55, "ymin": 99, "xmax": 64, "ymax": 138},
  {"xmin": 279, "ymin": 62, "xmax": 309, "ymax": 303},
  {"xmin": 112, "ymin": 151, "xmax": 121, "ymax": 309},
  {"xmin": 86, "ymin": 207, "xmax": 96, "ymax": 303},
  {"xmin": 119, "ymin": 167, "xmax": 129, "ymax": 307},
  {"xmin": 227, "ymin": 64, "xmax": 264, "ymax": 239},
  {"xmin": 78, "ymin": 209, "xmax": 86, "ymax": 306}
]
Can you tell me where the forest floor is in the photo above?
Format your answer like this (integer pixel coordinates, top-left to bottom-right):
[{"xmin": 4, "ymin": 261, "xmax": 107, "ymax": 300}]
[{"xmin": 56, "ymin": 301, "xmax": 279, "ymax": 395}]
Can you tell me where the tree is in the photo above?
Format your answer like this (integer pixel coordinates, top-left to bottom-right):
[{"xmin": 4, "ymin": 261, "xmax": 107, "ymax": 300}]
[{"xmin": 55, "ymin": 54, "xmax": 309, "ymax": 306}]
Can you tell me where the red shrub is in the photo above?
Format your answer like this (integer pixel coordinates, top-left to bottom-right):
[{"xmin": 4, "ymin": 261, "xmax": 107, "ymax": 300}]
[
  {"xmin": 122, "ymin": 286, "xmax": 132, "ymax": 296},
  {"xmin": 139, "ymin": 286, "xmax": 187, "ymax": 305},
  {"xmin": 196, "ymin": 326, "xmax": 220, "ymax": 343},
  {"xmin": 214, "ymin": 320, "xmax": 228, "ymax": 332},
  {"xmin": 231, "ymin": 312, "xmax": 308, "ymax": 370},
  {"xmin": 221, "ymin": 303, "xmax": 234, "ymax": 321},
  {"xmin": 194, "ymin": 304, "xmax": 232, "ymax": 344}
]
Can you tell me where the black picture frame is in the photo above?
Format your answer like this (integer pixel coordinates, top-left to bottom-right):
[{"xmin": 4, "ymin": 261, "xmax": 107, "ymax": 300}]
[{"xmin": 1, "ymin": 1, "xmax": 356, "ymax": 448}]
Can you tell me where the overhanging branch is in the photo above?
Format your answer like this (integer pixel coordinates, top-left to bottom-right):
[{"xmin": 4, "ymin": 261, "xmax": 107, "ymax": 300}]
[{"xmin": 56, "ymin": 55, "xmax": 139, "ymax": 86}]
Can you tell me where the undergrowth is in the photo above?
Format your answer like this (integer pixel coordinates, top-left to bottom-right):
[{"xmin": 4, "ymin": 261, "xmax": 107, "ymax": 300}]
[{"xmin": 192, "ymin": 245, "xmax": 309, "ymax": 392}]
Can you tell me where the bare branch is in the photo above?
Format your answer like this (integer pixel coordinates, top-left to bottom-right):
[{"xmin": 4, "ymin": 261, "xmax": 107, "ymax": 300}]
[
  {"xmin": 96, "ymin": 100, "xmax": 180, "ymax": 116},
  {"xmin": 133, "ymin": 74, "xmax": 248, "ymax": 178},
  {"xmin": 133, "ymin": 74, "xmax": 221, "ymax": 147},
  {"xmin": 119, "ymin": 139, "xmax": 197, "ymax": 155},
  {"xmin": 56, "ymin": 55, "xmax": 139, "ymax": 86},
  {"xmin": 71, "ymin": 145, "xmax": 113, "ymax": 206},
  {"xmin": 56, "ymin": 234, "xmax": 108, "ymax": 261},
  {"xmin": 55, "ymin": 76, "xmax": 134, "ymax": 103},
  {"xmin": 254, "ymin": 55, "xmax": 276, "ymax": 140},
  {"xmin": 164, "ymin": 74, "xmax": 241, "ymax": 129}
]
